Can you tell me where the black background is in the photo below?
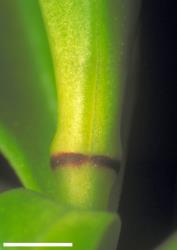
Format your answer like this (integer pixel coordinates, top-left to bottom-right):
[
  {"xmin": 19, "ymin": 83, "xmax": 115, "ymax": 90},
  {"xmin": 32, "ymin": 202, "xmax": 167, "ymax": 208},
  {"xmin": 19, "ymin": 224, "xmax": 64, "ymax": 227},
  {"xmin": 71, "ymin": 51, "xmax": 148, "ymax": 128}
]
[{"xmin": 119, "ymin": 0, "xmax": 177, "ymax": 249}]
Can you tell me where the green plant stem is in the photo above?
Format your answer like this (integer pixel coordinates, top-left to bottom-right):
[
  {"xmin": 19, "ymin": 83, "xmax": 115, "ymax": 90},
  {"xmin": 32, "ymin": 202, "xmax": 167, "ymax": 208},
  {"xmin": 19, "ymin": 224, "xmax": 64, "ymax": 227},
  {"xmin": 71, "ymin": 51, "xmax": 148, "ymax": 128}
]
[
  {"xmin": 39, "ymin": 0, "xmax": 123, "ymax": 157},
  {"xmin": 39, "ymin": 0, "xmax": 126, "ymax": 210}
]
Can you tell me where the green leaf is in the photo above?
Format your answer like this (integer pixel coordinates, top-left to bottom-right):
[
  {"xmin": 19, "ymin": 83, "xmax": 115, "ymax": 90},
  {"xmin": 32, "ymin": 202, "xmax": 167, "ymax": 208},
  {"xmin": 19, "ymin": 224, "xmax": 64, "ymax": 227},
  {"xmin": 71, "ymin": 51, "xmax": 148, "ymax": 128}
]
[
  {"xmin": 0, "ymin": 0, "xmax": 57, "ymax": 194},
  {"xmin": 0, "ymin": 188, "xmax": 120, "ymax": 250},
  {"xmin": 156, "ymin": 233, "xmax": 177, "ymax": 250}
]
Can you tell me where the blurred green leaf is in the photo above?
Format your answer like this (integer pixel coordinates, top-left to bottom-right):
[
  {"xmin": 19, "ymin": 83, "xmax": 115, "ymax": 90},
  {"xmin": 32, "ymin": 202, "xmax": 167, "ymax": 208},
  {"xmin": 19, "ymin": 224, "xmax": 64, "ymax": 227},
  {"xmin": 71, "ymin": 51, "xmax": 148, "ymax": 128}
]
[
  {"xmin": 156, "ymin": 233, "xmax": 177, "ymax": 250},
  {"xmin": 0, "ymin": 188, "xmax": 120, "ymax": 250},
  {"xmin": 0, "ymin": 0, "xmax": 57, "ymax": 194}
]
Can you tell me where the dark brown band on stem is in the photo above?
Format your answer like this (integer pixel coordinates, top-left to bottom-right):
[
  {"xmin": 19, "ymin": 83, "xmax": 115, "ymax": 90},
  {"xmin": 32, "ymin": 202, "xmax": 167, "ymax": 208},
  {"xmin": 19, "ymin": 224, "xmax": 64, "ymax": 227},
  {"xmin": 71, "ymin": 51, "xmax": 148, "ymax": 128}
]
[{"xmin": 51, "ymin": 152, "xmax": 120, "ymax": 174}]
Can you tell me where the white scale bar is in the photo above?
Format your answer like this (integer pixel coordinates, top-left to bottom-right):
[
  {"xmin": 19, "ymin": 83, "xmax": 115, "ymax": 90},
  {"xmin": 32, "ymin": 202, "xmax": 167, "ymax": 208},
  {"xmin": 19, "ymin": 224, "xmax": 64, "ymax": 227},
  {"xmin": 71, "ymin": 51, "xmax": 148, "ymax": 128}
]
[{"xmin": 3, "ymin": 242, "xmax": 73, "ymax": 247}]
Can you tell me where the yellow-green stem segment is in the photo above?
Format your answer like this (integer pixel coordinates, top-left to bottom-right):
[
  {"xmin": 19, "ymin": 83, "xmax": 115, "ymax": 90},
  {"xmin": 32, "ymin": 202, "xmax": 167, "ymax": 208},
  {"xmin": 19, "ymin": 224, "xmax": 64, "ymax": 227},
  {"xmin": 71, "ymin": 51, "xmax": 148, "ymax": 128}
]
[{"xmin": 39, "ymin": 0, "xmax": 125, "ymax": 210}]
